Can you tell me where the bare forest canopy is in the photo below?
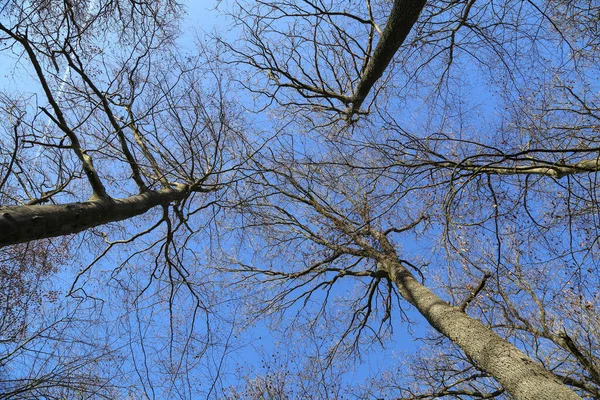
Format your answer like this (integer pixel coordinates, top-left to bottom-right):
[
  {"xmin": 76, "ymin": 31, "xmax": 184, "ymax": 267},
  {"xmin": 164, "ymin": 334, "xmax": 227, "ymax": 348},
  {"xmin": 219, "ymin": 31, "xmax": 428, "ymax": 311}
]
[{"xmin": 0, "ymin": 0, "xmax": 599, "ymax": 398}]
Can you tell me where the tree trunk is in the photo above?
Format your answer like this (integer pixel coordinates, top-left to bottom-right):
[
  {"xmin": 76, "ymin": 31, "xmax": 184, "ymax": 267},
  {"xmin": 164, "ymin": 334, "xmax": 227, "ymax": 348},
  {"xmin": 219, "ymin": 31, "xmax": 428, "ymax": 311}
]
[
  {"xmin": 379, "ymin": 255, "xmax": 581, "ymax": 400},
  {"xmin": 351, "ymin": 0, "xmax": 426, "ymax": 113},
  {"xmin": 0, "ymin": 188, "xmax": 189, "ymax": 248}
]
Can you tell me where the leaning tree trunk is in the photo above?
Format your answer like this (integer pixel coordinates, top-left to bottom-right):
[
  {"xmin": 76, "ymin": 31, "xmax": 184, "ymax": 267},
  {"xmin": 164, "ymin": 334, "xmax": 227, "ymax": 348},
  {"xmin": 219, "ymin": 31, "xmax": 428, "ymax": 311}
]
[
  {"xmin": 375, "ymin": 239, "xmax": 581, "ymax": 399},
  {"xmin": 381, "ymin": 256, "xmax": 581, "ymax": 399},
  {"xmin": 350, "ymin": 0, "xmax": 426, "ymax": 114},
  {"xmin": 0, "ymin": 187, "xmax": 191, "ymax": 248}
]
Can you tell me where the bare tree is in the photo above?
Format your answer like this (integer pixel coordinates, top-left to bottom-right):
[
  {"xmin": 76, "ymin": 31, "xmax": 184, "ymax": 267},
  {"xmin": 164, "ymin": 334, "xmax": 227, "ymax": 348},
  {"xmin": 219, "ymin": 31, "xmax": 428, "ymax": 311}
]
[
  {"xmin": 0, "ymin": 0, "xmax": 236, "ymax": 247},
  {"xmin": 0, "ymin": 1, "xmax": 243, "ymax": 397},
  {"xmin": 217, "ymin": 0, "xmax": 600, "ymax": 398},
  {"xmin": 2, "ymin": 0, "xmax": 600, "ymax": 398}
]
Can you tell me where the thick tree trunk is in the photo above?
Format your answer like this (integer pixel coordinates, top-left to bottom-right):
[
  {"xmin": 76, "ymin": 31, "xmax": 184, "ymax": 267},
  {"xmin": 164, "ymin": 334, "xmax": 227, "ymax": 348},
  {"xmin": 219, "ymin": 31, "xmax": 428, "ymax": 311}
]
[
  {"xmin": 379, "ymin": 255, "xmax": 581, "ymax": 399},
  {"xmin": 0, "ymin": 188, "xmax": 189, "ymax": 248},
  {"xmin": 351, "ymin": 0, "xmax": 426, "ymax": 113}
]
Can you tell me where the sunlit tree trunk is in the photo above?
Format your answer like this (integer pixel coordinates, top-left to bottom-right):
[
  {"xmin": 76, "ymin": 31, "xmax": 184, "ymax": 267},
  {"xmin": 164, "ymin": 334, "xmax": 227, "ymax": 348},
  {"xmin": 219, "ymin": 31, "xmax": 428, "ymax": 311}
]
[
  {"xmin": 377, "ymin": 243, "xmax": 581, "ymax": 399},
  {"xmin": 0, "ymin": 188, "xmax": 190, "ymax": 247}
]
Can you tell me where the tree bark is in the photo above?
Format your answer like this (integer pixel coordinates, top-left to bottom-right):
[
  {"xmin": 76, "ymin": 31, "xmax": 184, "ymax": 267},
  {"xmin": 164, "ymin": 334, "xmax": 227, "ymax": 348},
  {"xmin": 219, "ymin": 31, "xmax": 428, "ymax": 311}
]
[
  {"xmin": 0, "ymin": 188, "xmax": 190, "ymax": 248},
  {"xmin": 350, "ymin": 0, "xmax": 426, "ymax": 114},
  {"xmin": 377, "ymin": 253, "xmax": 581, "ymax": 399}
]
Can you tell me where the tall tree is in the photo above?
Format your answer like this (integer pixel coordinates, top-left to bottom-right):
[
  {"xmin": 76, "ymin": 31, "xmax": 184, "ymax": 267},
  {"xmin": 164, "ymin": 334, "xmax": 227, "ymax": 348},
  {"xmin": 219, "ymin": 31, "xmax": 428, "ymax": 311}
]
[
  {"xmin": 0, "ymin": 0, "xmax": 236, "ymax": 247},
  {"xmin": 220, "ymin": 0, "xmax": 600, "ymax": 398},
  {"xmin": 2, "ymin": 0, "xmax": 600, "ymax": 398},
  {"xmin": 0, "ymin": 1, "xmax": 241, "ymax": 397}
]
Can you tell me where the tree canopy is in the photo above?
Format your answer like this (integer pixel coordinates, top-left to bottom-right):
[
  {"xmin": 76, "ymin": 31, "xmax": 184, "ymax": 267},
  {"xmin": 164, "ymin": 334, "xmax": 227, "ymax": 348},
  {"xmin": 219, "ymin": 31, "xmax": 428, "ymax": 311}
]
[{"xmin": 0, "ymin": 0, "xmax": 599, "ymax": 398}]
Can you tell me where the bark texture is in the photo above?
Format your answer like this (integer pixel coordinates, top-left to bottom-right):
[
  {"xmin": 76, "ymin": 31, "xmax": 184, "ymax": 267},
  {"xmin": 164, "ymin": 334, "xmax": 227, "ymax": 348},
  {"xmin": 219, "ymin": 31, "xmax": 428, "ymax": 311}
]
[
  {"xmin": 351, "ymin": 0, "xmax": 426, "ymax": 113},
  {"xmin": 0, "ymin": 188, "xmax": 189, "ymax": 248},
  {"xmin": 379, "ymin": 255, "xmax": 581, "ymax": 400}
]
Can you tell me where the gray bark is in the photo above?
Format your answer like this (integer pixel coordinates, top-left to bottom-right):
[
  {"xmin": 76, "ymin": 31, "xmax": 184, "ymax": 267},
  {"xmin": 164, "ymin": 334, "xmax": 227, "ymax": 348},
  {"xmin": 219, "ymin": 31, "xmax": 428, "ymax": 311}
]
[
  {"xmin": 0, "ymin": 188, "xmax": 190, "ymax": 248},
  {"xmin": 379, "ymin": 254, "xmax": 581, "ymax": 400},
  {"xmin": 350, "ymin": 0, "xmax": 426, "ymax": 114}
]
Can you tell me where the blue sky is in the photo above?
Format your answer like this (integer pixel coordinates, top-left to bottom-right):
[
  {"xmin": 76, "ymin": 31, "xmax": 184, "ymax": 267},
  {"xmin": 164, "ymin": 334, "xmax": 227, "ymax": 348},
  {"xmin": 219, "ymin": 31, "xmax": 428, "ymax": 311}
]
[{"xmin": 6, "ymin": 1, "xmax": 597, "ymax": 398}]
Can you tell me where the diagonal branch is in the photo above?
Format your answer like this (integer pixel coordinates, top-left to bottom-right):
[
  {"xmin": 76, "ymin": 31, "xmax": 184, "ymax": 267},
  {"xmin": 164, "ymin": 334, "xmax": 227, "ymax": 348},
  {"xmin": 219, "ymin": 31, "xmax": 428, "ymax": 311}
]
[
  {"xmin": 349, "ymin": 0, "xmax": 426, "ymax": 115},
  {"xmin": 0, "ymin": 183, "xmax": 217, "ymax": 248},
  {"xmin": 0, "ymin": 24, "xmax": 109, "ymax": 199}
]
